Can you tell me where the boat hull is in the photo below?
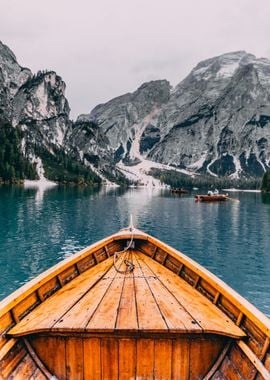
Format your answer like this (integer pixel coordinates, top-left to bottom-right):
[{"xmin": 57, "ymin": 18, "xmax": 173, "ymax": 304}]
[
  {"xmin": 195, "ymin": 194, "xmax": 229, "ymax": 202},
  {"xmin": 0, "ymin": 228, "xmax": 269, "ymax": 379}
]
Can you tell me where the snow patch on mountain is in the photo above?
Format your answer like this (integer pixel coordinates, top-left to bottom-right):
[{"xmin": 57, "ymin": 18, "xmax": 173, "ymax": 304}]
[
  {"xmin": 188, "ymin": 152, "xmax": 208, "ymax": 170},
  {"xmin": 230, "ymin": 156, "xmax": 242, "ymax": 179},
  {"xmin": 217, "ymin": 62, "xmax": 239, "ymax": 78}
]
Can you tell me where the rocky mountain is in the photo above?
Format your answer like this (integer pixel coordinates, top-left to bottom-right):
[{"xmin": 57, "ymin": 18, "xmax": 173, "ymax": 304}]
[
  {"xmin": 0, "ymin": 42, "xmax": 103, "ymax": 185},
  {"xmin": 81, "ymin": 51, "xmax": 270, "ymax": 181},
  {"xmin": 1, "ymin": 41, "xmax": 270, "ymax": 186},
  {"xmin": 147, "ymin": 51, "xmax": 270, "ymax": 178},
  {"xmin": 0, "ymin": 42, "xmax": 31, "ymax": 123},
  {"xmin": 80, "ymin": 80, "xmax": 171, "ymax": 164}
]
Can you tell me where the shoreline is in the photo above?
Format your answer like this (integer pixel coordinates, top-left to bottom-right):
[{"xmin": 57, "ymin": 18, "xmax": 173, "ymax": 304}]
[{"xmin": 222, "ymin": 188, "xmax": 261, "ymax": 193}]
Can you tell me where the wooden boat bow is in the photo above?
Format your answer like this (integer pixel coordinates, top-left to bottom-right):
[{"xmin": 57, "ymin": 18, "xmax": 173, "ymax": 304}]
[{"xmin": 0, "ymin": 227, "xmax": 269, "ymax": 379}]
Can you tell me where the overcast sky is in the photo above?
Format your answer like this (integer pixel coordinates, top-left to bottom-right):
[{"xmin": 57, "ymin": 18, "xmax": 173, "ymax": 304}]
[{"xmin": 1, "ymin": 0, "xmax": 270, "ymax": 118}]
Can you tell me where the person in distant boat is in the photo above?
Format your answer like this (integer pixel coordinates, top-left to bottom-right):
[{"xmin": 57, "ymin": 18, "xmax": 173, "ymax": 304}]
[
  {"xmin": 214, "ymin": 189, "xmax": 219, "ymax": 195},
  {"xmin": 208, "ymin": 190, "xmax": 213, "ymax": 196}
]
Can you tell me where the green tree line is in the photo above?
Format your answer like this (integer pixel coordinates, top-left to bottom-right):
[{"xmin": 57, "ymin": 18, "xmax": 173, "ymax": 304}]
[
  {"xmin": 0, "ymin": 122, "xmax": 36, "ymax": 183},
  {"xmin": 33, "ymin": 145, "xmax": 102, "ymax": 186},
  {"xmin": 149, "ymin": 168, "xmax": 262, "ymax": 190}
]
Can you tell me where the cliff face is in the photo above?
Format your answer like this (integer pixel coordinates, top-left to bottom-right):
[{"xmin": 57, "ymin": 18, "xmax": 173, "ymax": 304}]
[
  {"xmin": 77, "ymin": 51, "xmax": 270, "ymax": 180},
  {"xmin": 146, "ymin": 52, "xmax": 270, "ymax": 178},
  {"xmin": 83, "ymin": 80, "xmax": 171, "ymax": 163},
  {"xmin": 0, "ymin": 41, "xmax": 31, "ymax": 124},
  {"xmin": 0, "ymin": 41, "xmax": 100, "ymax": 184},
  {"xmin": 2, "ymin": 41, "xmax": 270, "ymax": 185},
  {"xmin": 13, "ymin": 71, "xmax": 71, "ymax": 152}
]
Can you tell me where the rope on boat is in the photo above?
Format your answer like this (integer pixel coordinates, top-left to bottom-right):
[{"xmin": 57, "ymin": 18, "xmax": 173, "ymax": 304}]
[{"xmin": 113, "ymin": 215, "xmax": 135, "ymax": 274}]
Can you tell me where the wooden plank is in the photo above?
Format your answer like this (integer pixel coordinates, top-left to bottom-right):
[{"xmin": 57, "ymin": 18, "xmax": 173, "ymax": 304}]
[
  {"xmin": 237, "ymin": 340, "xmax": 270, "ymax": 380},
  {"xmin": 146, "ymin": 234, "xmax": 270, "ymax": 339},
  {"xmin": 54, "ymin": 253, "xmax": 127, "ymax": 332},
  {"xmin": 114, "ymin": 250, "xmax": 138, "ymax": 331},
  {"xmin": 83, "ymin": 338, "xmax": 101, "ymax": 380},
  {"xmin": 9, "ymin": 257, "xmax": 114, "ymax": 336},
  {"xmin": 66, "ymin": 338, "xmax": 83, "ymax": 380},
  {"xmin": 30, "ymin": 336, "xmax": 66, "ymax": 380},
  {"xmin": 260, "ymin": 337, "xmax": 270, "ymax": 361},
  {"xmin": 37, "ymin": 277, "xmax": 60, "ymax": 301},
  {"xmin": 12, "ymin": 293, "xmax": 40, "ymax": 322},
  {"xmin": 0, "ymin": 341, "xmax": 27, "ymax": 379},
  {"xmin": 189, "ymin": 338, "xmax": 226, "ymax": 379},
  {"xmin": 219, "ymin": 356, "xmax": 243, "ymax": 380},
  {"xmin": 264, "ymin": 353, "xmax": 270, "ymax": 373},
  {"xmin": 171, "ymin": 338, "xmax": 190, "ymax": 380},
  {"xmin": 55, "ymin": 265, "xmax": 118, "ymax": 331},
  {"xmin": 136, "ymin": 339, "xmax": 154, "ymax": 379},
  {"xmin": 77, "ymin": 254, "xmax": 95, "ymax": 273},
  {"xmin": 101, "ymin": 338, "xmax": 118, "ymax": 379},
  {"xmin": 23, "ymin": 338, "xmax": 54, "ymax": 379},
  {"xmin": 58, "ymin": 265, "xmax": 79, "ymax": 286},
  {"xmin": 0, "ymin": 311, "xmax": 14, "ymax": 334},
  {"xmin": 0, "ymin": 338, "xmax": 17, "ymax": 361},
  {"xmin": 242, "ymin": 317, "xmax": 266, "ymax": 357},
  {"xmin": 140, "ymin": 253, "xmax": 245, "ymax": 338},
  {"xmin": 229, "ymin": 344, "xmax": 257, "ymax": 379},
  {"xmin": 7, "ymin": 354, "xmax": 37, "ymax": 379},
  {"xmin": 204, "ymin": 342, "xmax": 231, "ymax": 380},
  {"xmin": 0, "ymin": 235, "xmax": 116, "ymax": 318},
  {"xmin": 154, "ymin": 339, "xmax": 172, "ymax": 379},
  {"xmin": 133, "ymin": 254, "xmax": 168, "ymax": 332},
  {"xmin": 86, "ymin": 262, "xmax": 125, "ymax": 331},
  {"xmin": 29, "ymin": 368, "xmax": 47, "ymax": 380},
  {"xmin": 136, "ymin": 253, "xmax": 200, "ymax": 332},
  {"xmin": 119, "ymin": 339, "xmax": 136, "ymax": 379},
  {"xmin": 93, "ymin": 248, "xmax": 107, "ymax": 263},
  {"xmin": 115, "ymin": 274, "xmax": 138, "ymax": 331}
]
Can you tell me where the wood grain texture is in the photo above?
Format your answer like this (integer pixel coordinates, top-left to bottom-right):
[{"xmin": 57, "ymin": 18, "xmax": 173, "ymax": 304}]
[
  {"xmin": 86, "ymin": 267, "xmax": 125, "ymax": 332},
  {"xmin": 83, "ymin": 338, "xmax": 101, "ymax": 380},
  {"xmin": 54, "ymin": 265, "xmax": 117, "ymax": 331},
  {"xmin": 101, "ymin": 338, "xmax": 118, "ymax": 380},
  {"xmin": 2, "ymin": 228, "xmax": 270, "ymax": 379},
  {"xmin": 66, "ymin": 338, "xmax": 84, "ymax": 380},
  {"xmin": 140, "ymin": 253, "xmax": 245, "ymax": 338},
  {"xmin": 9, "ymin": 257, "xmax": 114, "ymax": 336},
  {"xmin": 154, "ymin": 339, "xmax": 172, "ymax": 379},
  {"xmin": 189, "ymin": 338, "xmax": 225, "ymax": 379},
  {"xmin": 133, "ymin": 255, "xmax": 167, "ymax": 332},
  {"xmin": 31, "ymin": 336, "xmax": 66, "ymax": 380},
  {"xmin": 136, "ymin": 338, "xmax": 154, "ymax": 379},
  {"xmin": 7, "ymin": 354, "xmax": 37, "ymax": 379},
  {"xmin": 119, "ymin": 339, "xmax": 136, "ymax": 380},
  {"xmin": 0, "ymin": 341, "xmax": 27, "ymax": 379},
  {"xmin": 136, "ymin": 253, "xmax": 201, "ymax": 333},
  {"xmin": 171, "ymin": 338, "xmax": 190, "ymax": 380}
]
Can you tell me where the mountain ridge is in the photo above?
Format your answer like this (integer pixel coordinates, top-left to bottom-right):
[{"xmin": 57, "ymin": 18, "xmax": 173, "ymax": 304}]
[{"xmin": 1, "ymin": 42, "xmax": 270, "ymax": 186}]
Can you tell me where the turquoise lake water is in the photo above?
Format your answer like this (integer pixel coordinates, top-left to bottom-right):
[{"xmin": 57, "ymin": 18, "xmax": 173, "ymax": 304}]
[{"xmin": 0, "ymin": 185, "xmax": 269, "ymax": 316}]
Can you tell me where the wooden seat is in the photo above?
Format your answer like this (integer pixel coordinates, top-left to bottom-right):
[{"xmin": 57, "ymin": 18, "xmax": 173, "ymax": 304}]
[{"xmin": 9, "ymin": 251, "xmax": 245, "ymax": 338}]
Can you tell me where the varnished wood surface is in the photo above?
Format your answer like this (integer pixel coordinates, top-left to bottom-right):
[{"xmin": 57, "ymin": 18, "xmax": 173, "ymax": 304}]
[
  {"xmin": 1, "ymin": 227, "xmax": 270, "ymax": 379},
  {"xmin": 9, "ymin": 251, "xmax": 244, "ymax": 338},
  {"xmin": 30, "ymin": 334, "xmax": 227, "ymax": 380}
]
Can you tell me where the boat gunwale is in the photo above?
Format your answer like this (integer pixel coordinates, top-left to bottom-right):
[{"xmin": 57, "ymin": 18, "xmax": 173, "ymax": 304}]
[
  {"xmin": 0, "ymin": 228, "xmax": 269, "ymax": 340},
  {"xmin": 145, "ymin": 234, "xmax": 270, "ymax": 337}
]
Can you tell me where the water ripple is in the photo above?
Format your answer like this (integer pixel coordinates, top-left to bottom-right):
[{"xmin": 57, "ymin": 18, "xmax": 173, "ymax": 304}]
[{"xmin": 0, "ymin": 186, "xmax": 269, "ymax": 316}]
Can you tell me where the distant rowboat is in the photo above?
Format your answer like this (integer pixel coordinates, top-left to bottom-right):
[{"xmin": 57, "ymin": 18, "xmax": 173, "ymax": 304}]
[
  {"xmin": 0, "ymin": 225, "xmax": 269, "ymax": 379},
  {"xmin": 195, "ymin": 193, "xmax": 229, "ymax": 202}
]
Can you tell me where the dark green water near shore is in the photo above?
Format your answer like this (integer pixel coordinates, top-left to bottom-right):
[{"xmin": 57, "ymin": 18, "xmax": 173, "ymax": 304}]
[{"xmin": 0, "ymin": 186, "xmax": 269, "ymax": 316}]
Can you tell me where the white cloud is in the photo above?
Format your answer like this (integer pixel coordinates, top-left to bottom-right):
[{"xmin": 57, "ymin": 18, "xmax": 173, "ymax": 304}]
[{"xmin": 1, "ymin": 0, "xmax": 270, "ymax": 118}]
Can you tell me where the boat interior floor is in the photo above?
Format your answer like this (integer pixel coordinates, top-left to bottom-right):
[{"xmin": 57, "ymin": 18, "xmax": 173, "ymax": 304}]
[{"xmin": 9, "ymin": 251, "xmax": 245, "ymax": 339}]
